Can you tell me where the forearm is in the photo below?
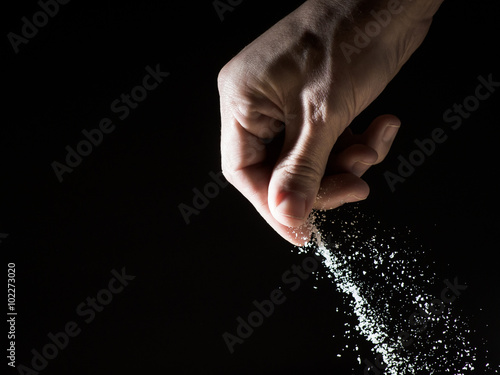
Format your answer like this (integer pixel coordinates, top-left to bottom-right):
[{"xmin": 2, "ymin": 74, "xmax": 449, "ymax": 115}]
[
  {"xmin": 399, "ymin": 0, "xmax": 445, "ymax": 22},
  {"xmin": 304, "ymin": 0, "xmax": 445, "ymax": 24}
]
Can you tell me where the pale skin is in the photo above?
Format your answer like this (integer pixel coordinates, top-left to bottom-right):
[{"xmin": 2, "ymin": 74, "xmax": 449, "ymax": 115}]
[{"xmin": 218, "ymin": 0, "xmax": 444, "ymax": 245}]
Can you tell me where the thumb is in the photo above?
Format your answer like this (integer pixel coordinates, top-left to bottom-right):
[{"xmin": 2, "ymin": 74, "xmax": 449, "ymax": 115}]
[{"xmin": 268, "ymin": 114, "xmax": 337, "ymax": 228}]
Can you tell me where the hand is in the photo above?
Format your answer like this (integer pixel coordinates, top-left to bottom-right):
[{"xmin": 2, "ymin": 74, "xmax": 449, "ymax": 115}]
[{"xmin": 218, "ymin": 0, "xmax": 442, "ymax": 245}]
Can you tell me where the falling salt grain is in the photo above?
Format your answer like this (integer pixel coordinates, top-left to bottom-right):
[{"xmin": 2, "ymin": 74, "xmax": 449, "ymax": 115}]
[{"xmin": 297, "ymin": 208, "xmax": 496, "ymax": 374}]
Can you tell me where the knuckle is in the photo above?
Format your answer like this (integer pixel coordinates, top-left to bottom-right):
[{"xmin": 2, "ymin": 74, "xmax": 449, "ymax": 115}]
[
  {"xmin": 221, "ymin": 166, "xmax": 236, "ymax": 186},
  {"xmin": 278, "ymin": 155, "xmax": 324, "ymax": 184},
  {"xmin": 217, "ymin": 61, "xmax": 235, "ymax": 92}
]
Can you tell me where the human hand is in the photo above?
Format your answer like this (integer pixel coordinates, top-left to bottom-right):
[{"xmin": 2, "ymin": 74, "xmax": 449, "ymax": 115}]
[{"xmin": 218, "ymin": 0, "xmax": 443, "ymax": 245}]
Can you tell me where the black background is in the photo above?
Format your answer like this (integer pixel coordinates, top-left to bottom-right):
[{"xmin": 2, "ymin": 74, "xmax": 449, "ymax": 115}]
[{"xmin": 2, "ymin": 0, "xmax": 500, "ymax": 374}]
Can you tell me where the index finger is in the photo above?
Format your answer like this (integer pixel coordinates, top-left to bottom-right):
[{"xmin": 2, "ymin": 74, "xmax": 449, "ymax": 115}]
[{"xmin": 220, "ymin": 107, "xmax": 314, "ymax": 245}]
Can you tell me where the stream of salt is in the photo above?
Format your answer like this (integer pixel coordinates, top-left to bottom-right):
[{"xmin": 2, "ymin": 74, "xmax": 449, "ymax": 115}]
[{"xmin": 295, "ymin": 207, "xmax": 497, "ymax": 374}]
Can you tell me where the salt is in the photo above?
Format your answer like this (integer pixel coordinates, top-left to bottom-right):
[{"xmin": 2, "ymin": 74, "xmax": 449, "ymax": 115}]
[{"xmin": 296, "ymin": 206, "xmax": 498, "ymax": 374}]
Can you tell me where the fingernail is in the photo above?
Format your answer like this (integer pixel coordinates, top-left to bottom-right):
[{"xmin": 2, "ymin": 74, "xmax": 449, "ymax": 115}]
[
  {"xmin": 276, "ymin": 191, "xmax": 307, "ymax": 221},
  {"xmin": 345, "ymin": 194, "xmax": 367, "ymax": 203},
  {"xmin": 383, "ymin": 124, "xmax": 400, "ymax": 142}
]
